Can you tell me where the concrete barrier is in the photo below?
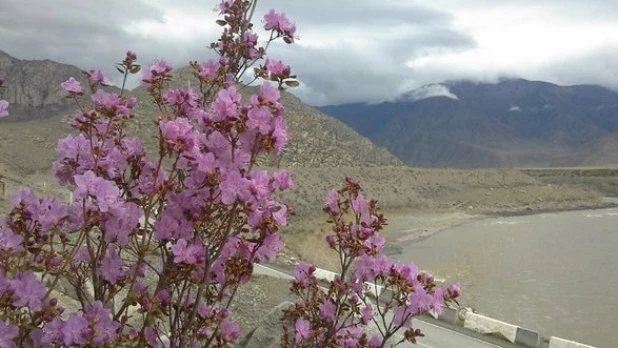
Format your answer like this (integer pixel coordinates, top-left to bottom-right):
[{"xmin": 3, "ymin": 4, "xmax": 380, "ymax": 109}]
[
  {"xmin": 463, "ymin": 312, "xmax": 518, "ymax": 343},
  {"xmin": 548, "ymin": 337, "xmax": 597, "ymax": 348},
  {"xmin": 515, "ymin": 327, "xmax": 540, "ymax": 347},
  {"xmin": 436, "ymin": 306, "xmax": 461, "ymax": 325},
  {"xmin": 313, "ymin": 267, "xmax": 338, "ymax": 282}
]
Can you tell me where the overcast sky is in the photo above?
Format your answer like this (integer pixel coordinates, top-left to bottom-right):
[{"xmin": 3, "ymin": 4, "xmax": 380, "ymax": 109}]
[{"xmin": 2, "ymin": 0, "xmax": 618, "ymax": 106}]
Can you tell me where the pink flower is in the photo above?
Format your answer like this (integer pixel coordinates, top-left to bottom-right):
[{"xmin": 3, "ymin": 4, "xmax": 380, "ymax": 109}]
[
  {"xmin": 198, "ymin": 60, "xmax": 220, "ymax": 80},
  {"xmin": 249, "ymin": 169, "xmax": 270, "ymax": 200},
  {"xmin": 219, "ymin": 321, "xmax": 240, "ymax": 342},
  {"xmin": 242, "ymin": 31, "xmax": 261, "ymax": 59},
  {"xmin": 218, "ymin": 0, "xmax": 234, "ymax": 14},
  {"xmin": 319, "ymin": 299, "xmax": 336, "ymax": 322},
  {"xmin": 91, "ymin": 90, "xmax": 122, "ymax": 112},
  {"xmin": 409, "ymin": 289, "xmax": 435, "ymax": 314},
  {"xmin": 294, "ymin": 262, "xmax": 315, "ymax": 287},
  {"xmin": 263, "ymin": 9, "xmax": 297, "ymax": 40},
  {"xmin": 102, "ymin": 202, "xmax": 141, "ymax": 246},
  {"xmin": 247, "ymin": 105, "xmax": 272, "ymax": 134},
  {"xmin": 395, "ymin": 263, "xmax": 419, "ymax": 284},
  {"xmin": 0, "ymin": 322, "xmax": 18, "ymax": 348},
  {"xmin": 36, "ymin": 196, "xmax": 67, "ymax": 231},
  {"xmin": 83, "ymin": 301, "xmax": 120, "ymax": 345},
  {"xmin": 141, "ymin": 60, "xmax": 172, "ymax": 86},
  {"xmin": 144, "ymin": 327, "xmax": 159, "ymax": 347},
  {"xmin": 220, "ymin": 170, "xmax": 251, "ymax": 204},
  {"xmin": 0, "ymin": 224, "xmax": 22, "ymax": 253},
  {"xmin": 432, "ymin": 288, "xmax": 446, "ymax": 315},
  {"xmin": 87, "ymin": 70, "xmax": 110, "ymax": 85},
  {"xmin": 61, "ymin": 314, "xmax": 91, "ymax": 346},
  {"xmin": 74, "ymin": 170, "xmax": 103, "ymax": 199},
  {"xmin": 171, "ymin": 239, "xmax": 203, "ymax": 265},
  {"xmin": 351, "ymin": 193, "xmax": 370, "ymax": 216},
  {"xmin": 361, "ymin": 303, "xmax": 374, "ymax": 324},
  {"xmin": 364, "ymin": 235, "xmax": 385, "ymax": 253},
  {"xmin": 447, "ymin": 284, "xmax": 462, "ymax": 298},
  {"xmin": 272, "ymin": 116, "xmax": 288, "ymax": 154},
  {"xmin": 153, "ymin": 207, "xmax": 193, "ymax": 241},
  {"xmin": 125, "ymin": 50, "xmax": 137, "ymax": 62},
  {"xmin": 259, "ymin": 82, "xmax": 280, "ymax": 103},
  {"xmin": 368, "ymin": 335, "xmax": 382, "ymax": 348},
  {"xmin": 10, "ymin": 272, "xmax": 47, "ymax": 312},
  {"xmin": 255, "ymin": 232, "xmax": 283, "ymax": 261},
  {"xmin": 294, "ymin": 318, "xmax": 311, "ymax": 343},
  {"xmin": 272, "ymin": 170, "xmax": 292, "ymax": 190},
  {"xmin": 326, "ymin": 188, "xmax": 340, "ymax": 214},
  {"xmin": 60, "ymin": 77, "xmax": 83, "ymax": 95},
  {"xmin": 0, "ymin": 100, "xmax": 8, "ymax": 118},
  {"xmin": 271, "ymin": 203, "xmax": 288, "ymax": 226},
  {"xmin": 94, "ymin": 180, "xmax": 120, "ymax": 213},
  {"xmin": 159, "ymin": 117, "xmax": 196, "ymax": 152},
  {"xmin": 156, "ymin": 289, "xmax": 170, "ymax": 307},
  {"xmin": 99, "ymin": 246, "xmax": 125, "ymax": 284},
  {"xmin": 197, "ymin": 152, "xmax": 217, "ymax": 173},
  {"xmin": 211, "ymin": 86, "xmax": 241, "ymax": 121},
  {"xmin": 265, "ymin": 59, "xmax": 291, "ymax": 77}
]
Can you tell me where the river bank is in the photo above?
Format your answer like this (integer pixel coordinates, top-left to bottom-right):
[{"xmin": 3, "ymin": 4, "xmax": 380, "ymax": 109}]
[
  {"xmin": 382, "ymin": 198, "xmax": 618, "ymax": 247},
  {"xmin": 281, "ymin": 195, "xmax": 617, "ymax": 271}
]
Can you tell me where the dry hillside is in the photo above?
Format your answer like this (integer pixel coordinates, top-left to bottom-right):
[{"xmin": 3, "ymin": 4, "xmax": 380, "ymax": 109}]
[{"xmin": 0, "ymin": 51, "xmax": 400, "ymax": 177}]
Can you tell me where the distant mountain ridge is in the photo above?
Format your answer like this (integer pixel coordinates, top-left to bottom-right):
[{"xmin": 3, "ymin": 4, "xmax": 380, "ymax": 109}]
[
  {"xmin": 0, "ymin": 50, "xmax": 401, "ymax": 175},
  {"xmin": 319, "ymin": 78, "xmax": 618, "ymax": 168}
]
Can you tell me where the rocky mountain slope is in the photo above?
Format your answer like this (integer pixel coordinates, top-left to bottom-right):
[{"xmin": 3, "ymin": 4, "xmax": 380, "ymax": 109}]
[
  {"xmin": 0, "ymin": 51, "xmax": 401, "ymax": 176},
  {"xmin": 319, "ymin": 79, "xmax": 618, "ymax": 168}
]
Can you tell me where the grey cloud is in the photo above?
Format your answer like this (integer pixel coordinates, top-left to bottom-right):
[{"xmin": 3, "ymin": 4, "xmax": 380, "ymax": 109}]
[
  {"xmin": 259, "ymin": 0, "xmax": 454, "ymax": 27},
  {"xmin": 148, "ymin": 0, "xmax": 454, "ymax": 27},
  {"xmin": 269, "ymin": 28, "xmax": 475, "ymax": 106},
  {"xmin": 0, "ymin": 0, "xmax": 162, "ymax": 82},
  {"xmin": 0, "ymin": 0, "xmax": 218, "ymax": 86},
  {"xmin": 0, "ymin": 0, "xmax": 473, "ymax": 106},
  {"xmin": 2, "ymin": 0, "xmax": 617, "ymax": 106},
  {"xmin": 431, "ymin": 0, "xmax": 618, "ymax": 20},
  {"xmin": 535, "ymin": 46, "xmax": 618, "ymax": 90}
]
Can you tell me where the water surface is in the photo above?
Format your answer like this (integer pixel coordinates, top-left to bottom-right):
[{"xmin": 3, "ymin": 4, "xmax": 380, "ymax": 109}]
[{"xmin": 391, "ymin": 208, "xmax": 618, "ymax": 347}]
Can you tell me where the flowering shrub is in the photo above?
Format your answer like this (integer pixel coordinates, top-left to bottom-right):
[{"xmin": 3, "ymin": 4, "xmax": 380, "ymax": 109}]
[
  {"xmin": 0, "ymin": 1, "xmax": 459, "ymax": 347},
  {"xmin": 281, "ymin": 177, "xmax": 460, "ymax": 347}
]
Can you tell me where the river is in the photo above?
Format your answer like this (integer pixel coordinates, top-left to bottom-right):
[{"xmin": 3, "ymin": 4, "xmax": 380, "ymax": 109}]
[{"xmin": 389, "ymin": 208, "xmax": 618, "ymax": 347}]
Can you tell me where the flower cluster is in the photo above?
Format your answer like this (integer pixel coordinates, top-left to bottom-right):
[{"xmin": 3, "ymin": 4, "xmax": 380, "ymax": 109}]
[
  {"xmin": 0, "ymin": 0, "xmax": 301, "ymax": 346},
  {"xmin": 0, "ymin": 0, "xmax": 461, "ymax": 347},
  {"xmin": 281, "ymin": 178, "xmax": 461, "ymax": 347}
]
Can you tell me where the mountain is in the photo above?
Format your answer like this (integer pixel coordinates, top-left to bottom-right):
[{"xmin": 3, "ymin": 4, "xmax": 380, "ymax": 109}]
[
  {"xmin": 318, "ymin": 79, "xmax": 618, "ymax": 168},
  {"xmin": 0, "ymin": 50, "xmax": 123, "ymax": 122},
  {"xmin": 0, "ymin": 51, "xmax": 401, "ymax": 175}
]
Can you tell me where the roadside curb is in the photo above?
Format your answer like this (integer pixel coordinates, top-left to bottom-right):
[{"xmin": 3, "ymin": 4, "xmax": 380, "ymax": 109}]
[
  {"xmin": 547, "ymin": 337, "xmax": 597, "ymax": 348},
  {"xmin": 307, "ymin": 265, "xmax": 597, "ymax": 348}
]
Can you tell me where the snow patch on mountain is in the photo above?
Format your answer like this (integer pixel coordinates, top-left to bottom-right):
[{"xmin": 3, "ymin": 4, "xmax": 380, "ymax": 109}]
[{"xmin": 398, "ymin": 84, "xmax": 459, "ymax": 102}]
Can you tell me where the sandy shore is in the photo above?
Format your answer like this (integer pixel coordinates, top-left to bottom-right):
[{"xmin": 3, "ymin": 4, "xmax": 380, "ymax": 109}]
[{"xmin": 380, "ymin": 197, "xmax": 618, "ymax": 257}]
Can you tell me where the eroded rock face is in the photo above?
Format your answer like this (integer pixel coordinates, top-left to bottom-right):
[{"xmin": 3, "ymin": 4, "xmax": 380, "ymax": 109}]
[
  {"xmin": 0, "ymin": 51, "xmax": 83, "ymax": 121},
  {"xmin": 0, "ymin": 50, "xmax": 121, "ymax": 122},
  {"xmin": 239, "ymin": 301, "xmax": 294, "ymax": 348}
]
